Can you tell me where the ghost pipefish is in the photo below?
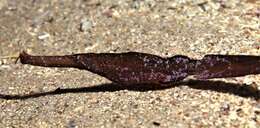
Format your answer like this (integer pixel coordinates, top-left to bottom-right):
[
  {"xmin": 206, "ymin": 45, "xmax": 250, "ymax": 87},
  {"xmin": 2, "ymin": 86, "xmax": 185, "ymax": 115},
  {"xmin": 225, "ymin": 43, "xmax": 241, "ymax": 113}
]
[{"xmin": 19, "ymin": 51, "xmax": 260, "ymax": 85}]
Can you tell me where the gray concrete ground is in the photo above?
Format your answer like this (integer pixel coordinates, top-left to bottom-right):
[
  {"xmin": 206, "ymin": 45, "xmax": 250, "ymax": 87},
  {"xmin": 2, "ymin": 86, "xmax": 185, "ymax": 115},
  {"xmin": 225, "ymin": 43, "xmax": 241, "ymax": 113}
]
[{"xmin": 0, "ymin": 0, "xmax": 259, "ymax": 127}]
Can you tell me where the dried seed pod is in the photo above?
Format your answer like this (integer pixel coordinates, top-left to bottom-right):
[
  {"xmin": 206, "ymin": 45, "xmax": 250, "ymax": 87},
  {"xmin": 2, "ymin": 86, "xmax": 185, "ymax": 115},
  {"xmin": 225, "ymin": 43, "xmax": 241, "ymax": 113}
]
[{"xmin": 19, "ymin": 51, "xmax": 260, "ymax": 85}]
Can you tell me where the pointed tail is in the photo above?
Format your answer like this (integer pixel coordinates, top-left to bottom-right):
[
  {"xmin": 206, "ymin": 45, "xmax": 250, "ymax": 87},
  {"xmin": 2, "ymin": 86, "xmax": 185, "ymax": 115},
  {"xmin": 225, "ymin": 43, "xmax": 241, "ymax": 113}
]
[{"xmin": 19, "ymin": 51, "xmax": 80, "ymax": 68}]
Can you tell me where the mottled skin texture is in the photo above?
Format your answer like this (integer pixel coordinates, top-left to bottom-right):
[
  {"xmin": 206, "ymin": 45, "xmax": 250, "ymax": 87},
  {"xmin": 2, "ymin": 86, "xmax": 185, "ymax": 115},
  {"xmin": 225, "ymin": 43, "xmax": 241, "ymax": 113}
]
[
  {"xmin": 193, "ymin": 55, "xmax": 260, "ymax": 79},
  {"xmin": 19, "ymin": 52, "xmax": 260, "ymax": 85}
]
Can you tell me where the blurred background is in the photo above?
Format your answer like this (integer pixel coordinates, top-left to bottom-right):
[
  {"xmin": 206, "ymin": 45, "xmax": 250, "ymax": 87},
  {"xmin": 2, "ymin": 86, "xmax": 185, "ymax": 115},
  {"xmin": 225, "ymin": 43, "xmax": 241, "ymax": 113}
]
[{"xmin": 0, "ymin": 0, "xmax": 259, "ymax": 127}]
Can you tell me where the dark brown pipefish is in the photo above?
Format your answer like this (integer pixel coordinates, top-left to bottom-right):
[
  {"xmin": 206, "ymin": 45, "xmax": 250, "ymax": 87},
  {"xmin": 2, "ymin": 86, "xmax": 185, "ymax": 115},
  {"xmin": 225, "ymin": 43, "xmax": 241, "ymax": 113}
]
[{"xmin": 19, "ymin": 51, "xmax": 260, "ymax": 85}]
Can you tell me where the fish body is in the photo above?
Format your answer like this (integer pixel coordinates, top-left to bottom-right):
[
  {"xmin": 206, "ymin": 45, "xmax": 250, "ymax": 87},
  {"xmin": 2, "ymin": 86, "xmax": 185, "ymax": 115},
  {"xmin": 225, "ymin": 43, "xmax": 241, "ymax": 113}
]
[{"xmin": 19, "ymin": 52, "xmax": 260, "ymax": 85}]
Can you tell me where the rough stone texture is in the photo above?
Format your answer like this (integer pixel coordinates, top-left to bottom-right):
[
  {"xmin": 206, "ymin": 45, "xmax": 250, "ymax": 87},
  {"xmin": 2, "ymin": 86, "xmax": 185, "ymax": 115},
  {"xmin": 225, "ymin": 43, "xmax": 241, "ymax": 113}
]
[{"xmin": 0, "ymin": 0, "xmax": 259, "ymax": 127}]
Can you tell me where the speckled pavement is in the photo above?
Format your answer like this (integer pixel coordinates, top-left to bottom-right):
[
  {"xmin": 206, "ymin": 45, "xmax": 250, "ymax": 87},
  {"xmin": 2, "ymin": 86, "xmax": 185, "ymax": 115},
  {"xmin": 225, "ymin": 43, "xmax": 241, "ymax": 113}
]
[{"xmin": 0, "ymin": 0, "xmax": 259, "ymax": 127}]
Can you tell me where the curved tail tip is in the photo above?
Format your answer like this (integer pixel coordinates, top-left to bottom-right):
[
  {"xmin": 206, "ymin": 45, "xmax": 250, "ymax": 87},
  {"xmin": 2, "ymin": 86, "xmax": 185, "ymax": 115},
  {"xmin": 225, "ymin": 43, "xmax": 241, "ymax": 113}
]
[
  {"xmin": 19, "ymin": 51, "xmax": 29, "ymax": 56},
  {"xmin": 18, "ymin": 51, "xmax": 30, "ymax": 64}
]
